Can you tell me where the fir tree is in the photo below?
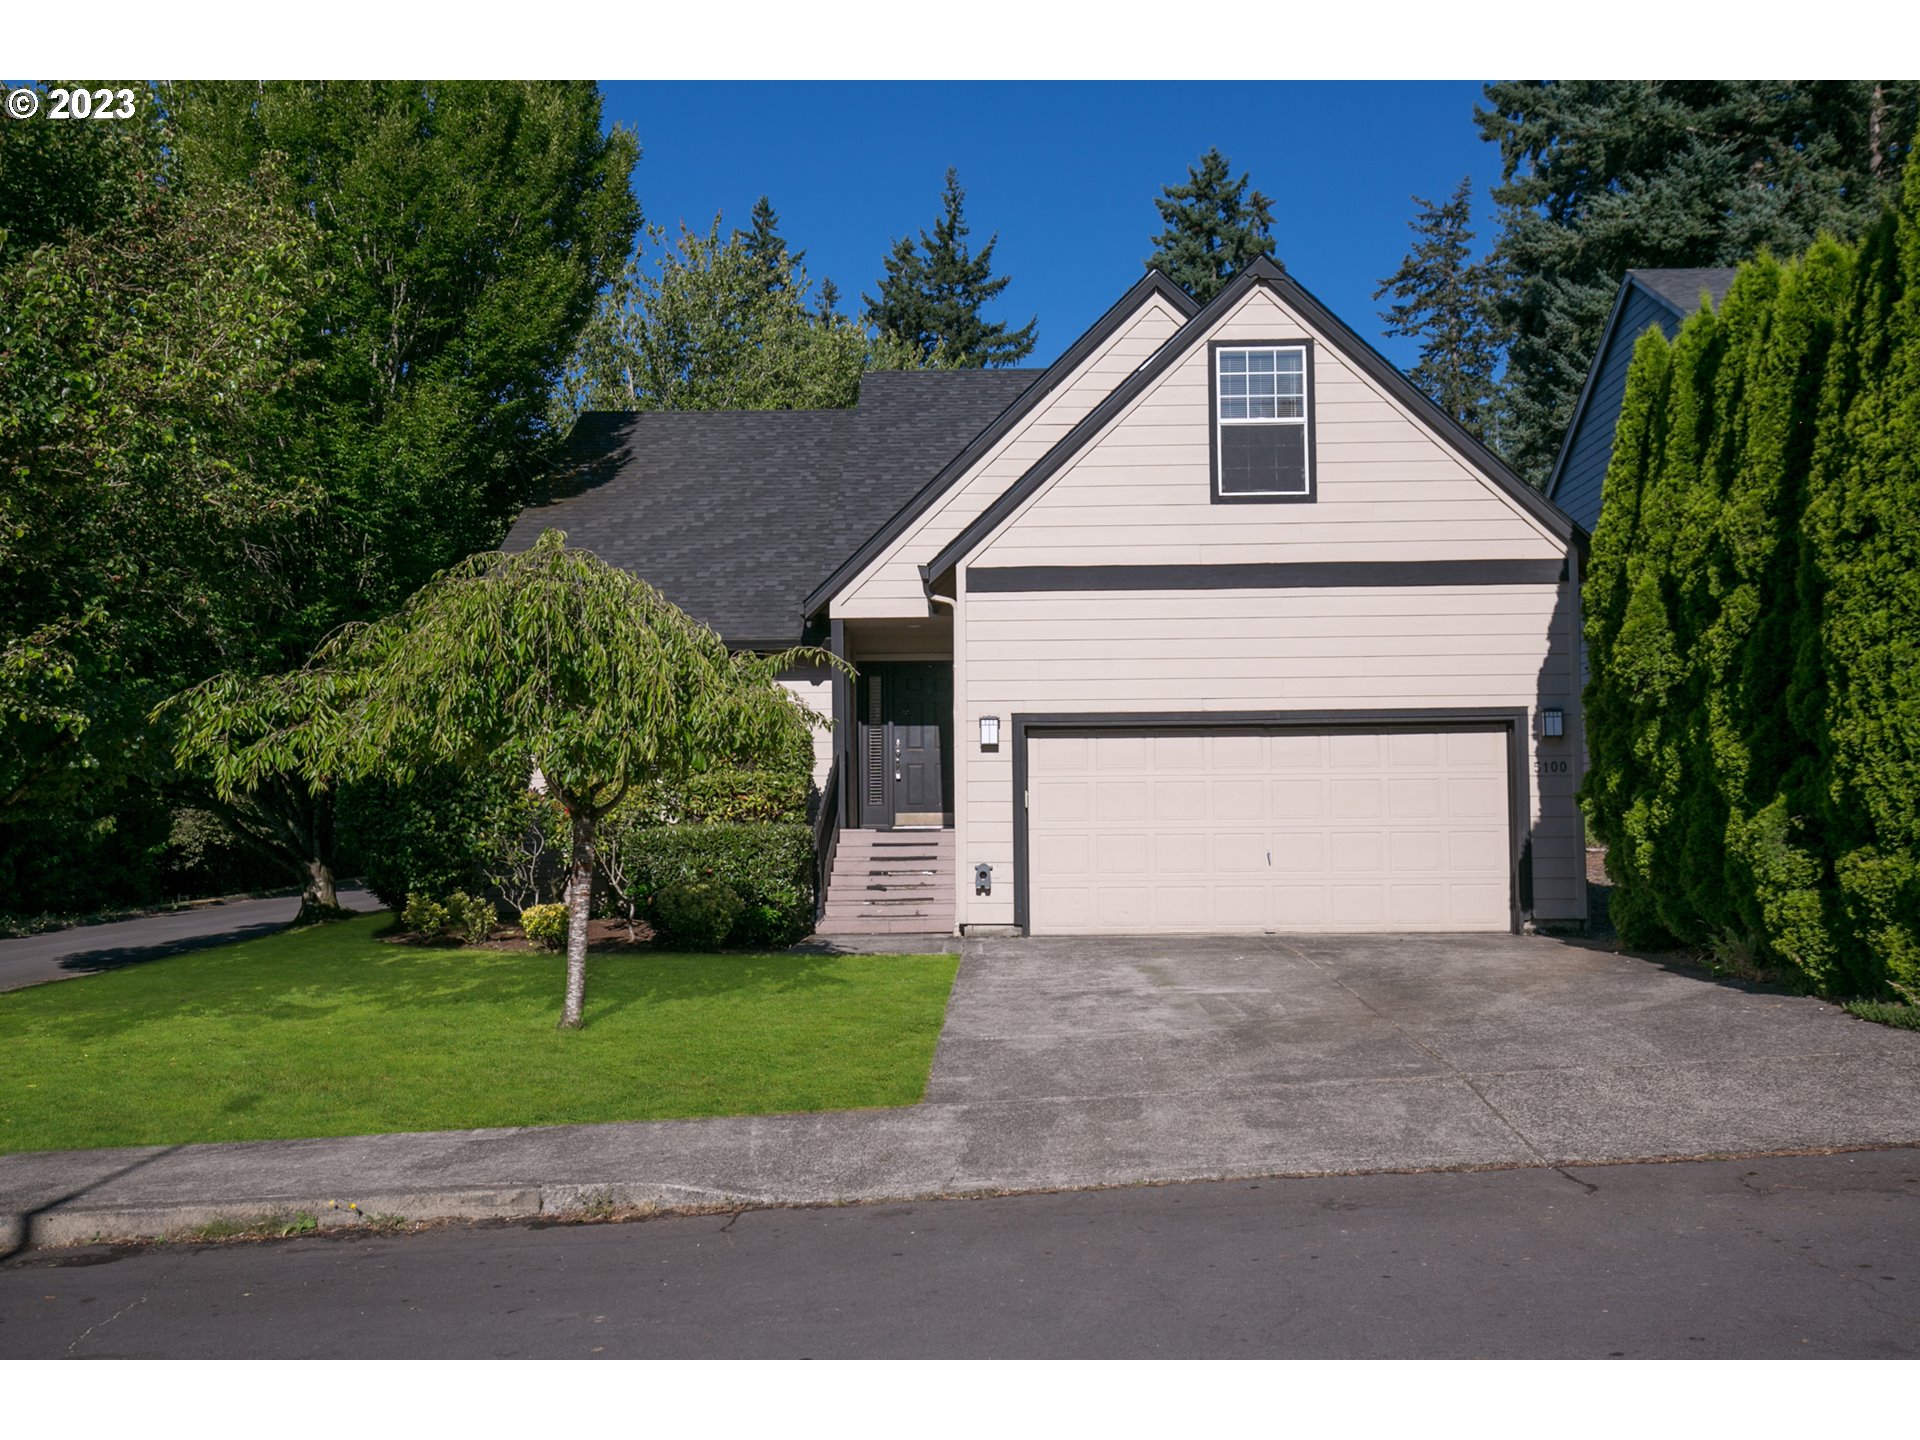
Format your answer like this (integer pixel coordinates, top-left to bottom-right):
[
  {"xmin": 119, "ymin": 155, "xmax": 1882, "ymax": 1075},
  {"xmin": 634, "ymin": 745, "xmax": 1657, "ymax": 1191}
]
[
  {"xmin": 1144, "ymin": 147, "xmax": 1277, "ymax": 302},
  {"xmin": 738, "ymin": 194, "xmax": 803, "ymax": 295},
  {"xmin": 1476, "ymin": 80, "xmax": 1920, "ymax": 486},
  {"xmin": 1373, "ymin": 176, "xmax": 1505, "ymax": 442},
  {"xmin": 864, "ymin": 168, "xmax": 1037, "ymax": 367}
]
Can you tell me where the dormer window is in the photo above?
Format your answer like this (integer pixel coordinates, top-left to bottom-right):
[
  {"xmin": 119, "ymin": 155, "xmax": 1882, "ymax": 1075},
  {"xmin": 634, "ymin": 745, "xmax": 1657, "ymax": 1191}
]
[{"xmin": 1212, "ymin": 342, "xmax": 1314, "ymax": 503}]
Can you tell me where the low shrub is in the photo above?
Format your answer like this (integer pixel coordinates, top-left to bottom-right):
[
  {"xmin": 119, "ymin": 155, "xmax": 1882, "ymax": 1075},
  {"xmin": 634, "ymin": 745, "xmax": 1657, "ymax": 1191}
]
[
  {"xmin": 1841, "ymin": 1000, "xmax": 1920, "ymax": 1031},
  {"xmin": 629, "ymin": 823, "xmax": 814, "ymax": 947},
  {"xmin": 520, "ymin": 902, "xmax": 569, "ymax": 952},
  {"xmin": 401, "ymin": 892, "xmax": 450, "ymax": 938},
  {"xmin": 446, "ymin": 891, "xmax": 498, "ymax": 946},
  {"xmin": 652, "ymin": 880, "xmax": 743, "ymax": 950}
]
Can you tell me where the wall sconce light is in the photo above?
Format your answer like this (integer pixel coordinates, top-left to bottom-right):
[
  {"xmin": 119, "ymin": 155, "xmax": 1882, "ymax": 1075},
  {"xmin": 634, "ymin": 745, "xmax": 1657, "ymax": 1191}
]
[
  {"xmin": 979, "ymin": 715, "xmax": 1000, "ymax": 750},
  {"xmin": 1540, "ymin": 708, "xmax": 1564, "ymax": 739}
]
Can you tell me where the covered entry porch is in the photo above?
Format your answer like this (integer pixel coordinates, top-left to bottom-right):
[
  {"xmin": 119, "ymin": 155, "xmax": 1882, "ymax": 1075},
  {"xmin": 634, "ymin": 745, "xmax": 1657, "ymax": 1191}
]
[{"xmin": 814, "ymin": 616, "xmax": 958, "ymax": 935}]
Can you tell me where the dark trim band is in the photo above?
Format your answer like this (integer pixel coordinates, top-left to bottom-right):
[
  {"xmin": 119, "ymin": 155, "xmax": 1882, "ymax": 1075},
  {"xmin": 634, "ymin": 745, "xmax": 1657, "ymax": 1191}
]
[
  {"xmin": 968, "ymin": 559, "xmax": 1567, "ymax": 593},
  {"xmin": 1007, "ymin": 708, "xmax": 1533, "ymax": 937}
]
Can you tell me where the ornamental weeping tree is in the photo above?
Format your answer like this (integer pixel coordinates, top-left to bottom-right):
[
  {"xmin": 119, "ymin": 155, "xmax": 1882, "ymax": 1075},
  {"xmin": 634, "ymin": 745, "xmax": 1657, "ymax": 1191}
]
[{"xmin": 171, "ymin": 530, "xmax": 834, "ymax": 1028}]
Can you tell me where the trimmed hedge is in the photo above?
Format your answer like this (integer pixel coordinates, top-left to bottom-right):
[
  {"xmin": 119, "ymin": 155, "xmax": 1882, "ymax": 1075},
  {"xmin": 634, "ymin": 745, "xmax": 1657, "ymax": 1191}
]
[
  {"xmin": 1583, "ymin": 137, "xmax": 1920, "ymax": 998},
  {"xmin": 628, "ymin": 823, "xmax": 814, "ymax": 948}
]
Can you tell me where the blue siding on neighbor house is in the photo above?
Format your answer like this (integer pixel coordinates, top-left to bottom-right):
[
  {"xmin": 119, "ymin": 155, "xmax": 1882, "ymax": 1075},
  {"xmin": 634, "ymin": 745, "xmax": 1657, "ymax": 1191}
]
[{"xmin": 1550, "ymin": 286, "xmax": 1681, "ymax": 533}]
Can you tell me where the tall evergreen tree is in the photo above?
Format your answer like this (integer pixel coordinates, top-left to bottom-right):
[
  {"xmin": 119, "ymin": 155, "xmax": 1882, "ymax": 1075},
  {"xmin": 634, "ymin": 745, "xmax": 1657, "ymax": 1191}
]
[
  {"xmin": 1477, "ymin": 80, "xmax": 1920, "ymax": 486},
  {"xmin": 1373, "ymin": 176, "xmax": 1506, "ymax": 442},
  {"xmin": 863, "ymin": 168, "xmax": 1037, "ymax": 367},
  {"xmin": 738, "ymin": 194, "xmax": 803, "ymax": 295},
  {"xmin": 1144, "ymin": 147, "xmax": 1277, "ymax": 302}
]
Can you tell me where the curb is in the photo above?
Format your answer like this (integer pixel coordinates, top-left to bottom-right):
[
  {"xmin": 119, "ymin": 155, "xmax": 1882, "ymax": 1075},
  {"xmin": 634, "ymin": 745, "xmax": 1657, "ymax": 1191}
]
[{"xmin": 9, "ymin": 1141, "xmax": 1917, "ymax": 1252}]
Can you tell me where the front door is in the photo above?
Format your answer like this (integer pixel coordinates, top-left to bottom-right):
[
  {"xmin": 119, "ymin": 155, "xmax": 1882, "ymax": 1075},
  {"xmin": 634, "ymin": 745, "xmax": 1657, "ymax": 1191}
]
[{"xmin": 857, "ymin": 663, "xmax": 952, "ymax": 828}]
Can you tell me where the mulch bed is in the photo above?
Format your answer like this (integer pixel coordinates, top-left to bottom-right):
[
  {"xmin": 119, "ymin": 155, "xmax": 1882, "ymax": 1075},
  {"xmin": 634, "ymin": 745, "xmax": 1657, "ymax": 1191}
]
[{"xmin": 382, "ymin": 916, "xmax": 658, "ymax": 953}]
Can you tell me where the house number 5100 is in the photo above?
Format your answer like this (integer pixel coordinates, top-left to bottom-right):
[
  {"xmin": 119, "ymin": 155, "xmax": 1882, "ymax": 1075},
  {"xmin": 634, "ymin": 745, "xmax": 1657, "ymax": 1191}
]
[{"xmin": 1537, "ymin": 758, "xmax": 1570, "ymax": 775}]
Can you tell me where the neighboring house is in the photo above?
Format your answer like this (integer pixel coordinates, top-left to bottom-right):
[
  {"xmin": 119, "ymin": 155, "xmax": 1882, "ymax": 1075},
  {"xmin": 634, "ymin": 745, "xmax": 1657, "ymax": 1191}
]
[
  {"xmin": 1547, "ymin": 268, "xmax": 1740, "ymax": 531},
  {"xmin": 508, "ymin": 259, "xmax": 1589, "ymax": 939}
]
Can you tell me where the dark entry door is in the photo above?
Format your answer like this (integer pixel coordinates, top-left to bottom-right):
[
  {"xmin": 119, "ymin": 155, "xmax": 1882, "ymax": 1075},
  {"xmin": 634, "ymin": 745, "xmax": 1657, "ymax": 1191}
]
[{"xmin": 857, "ymin": 663, "xmax": 952, "ymax": 827}]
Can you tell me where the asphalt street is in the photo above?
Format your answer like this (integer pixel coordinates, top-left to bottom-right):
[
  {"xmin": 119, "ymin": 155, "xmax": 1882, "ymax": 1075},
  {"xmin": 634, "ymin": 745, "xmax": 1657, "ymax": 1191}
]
[
  {"xmin": 0, "ymin": 887, "xmax": 384, "ymax": 993},
  {"xmin": 3, "ymin": 1148, "xmax": 1914, "ymax": 1359}
]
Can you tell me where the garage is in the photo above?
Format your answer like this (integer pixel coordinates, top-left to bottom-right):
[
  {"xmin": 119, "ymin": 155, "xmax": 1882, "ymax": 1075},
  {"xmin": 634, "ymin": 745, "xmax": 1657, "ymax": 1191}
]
[{"xmin": 1021, "ymin": 721, "xmax": 1518, "ymax": 935}]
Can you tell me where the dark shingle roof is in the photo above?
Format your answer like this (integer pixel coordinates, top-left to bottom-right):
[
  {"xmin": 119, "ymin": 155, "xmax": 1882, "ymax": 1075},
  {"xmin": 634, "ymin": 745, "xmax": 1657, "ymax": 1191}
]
[
  {"xmin": 1628, "ymin": 267, "xmax": 1741, "ymax": 315},
  {"xmin": 503, "ymin": 369, "xmax": 1036, "ymax": 648}
]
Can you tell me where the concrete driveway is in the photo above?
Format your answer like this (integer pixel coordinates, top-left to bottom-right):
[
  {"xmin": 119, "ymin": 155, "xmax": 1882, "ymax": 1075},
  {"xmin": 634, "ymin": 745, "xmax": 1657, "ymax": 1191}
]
[
  {"xmin": 929, "ymin": 931, "xmax": 1920, "ymax": 1168},
  {"xmin": 4, "ymin": 929, "xmax": 1918, "ymax": 1245}
]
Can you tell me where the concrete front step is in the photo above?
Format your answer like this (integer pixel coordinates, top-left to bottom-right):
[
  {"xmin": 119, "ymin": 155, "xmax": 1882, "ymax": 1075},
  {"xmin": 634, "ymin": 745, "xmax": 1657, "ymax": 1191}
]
[
  {"xmin": 819, "ymin": 828, "xmax": 957, "ymax": 935},
  {"xmin": 813, "ymin": 915, "xmax": 958, "ymax": 936}
]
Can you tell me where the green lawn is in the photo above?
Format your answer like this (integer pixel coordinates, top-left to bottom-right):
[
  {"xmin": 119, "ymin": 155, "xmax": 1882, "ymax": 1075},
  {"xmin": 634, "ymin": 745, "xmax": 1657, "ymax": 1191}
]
[{"xmin": 0, "ymin": 914, "xmax": 959, "ymax": 1153}]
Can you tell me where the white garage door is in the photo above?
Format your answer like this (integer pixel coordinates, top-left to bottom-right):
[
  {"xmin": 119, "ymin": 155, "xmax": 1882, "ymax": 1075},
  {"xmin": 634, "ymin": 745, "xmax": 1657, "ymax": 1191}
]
[{"xmin": 1026, "ymin": 726, "xmax": 1512, "ymax": 935}]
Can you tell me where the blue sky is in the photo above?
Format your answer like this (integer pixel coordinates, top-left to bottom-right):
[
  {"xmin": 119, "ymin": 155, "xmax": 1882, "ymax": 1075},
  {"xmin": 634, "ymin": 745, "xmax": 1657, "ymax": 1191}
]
[{"xmin": 600, "ymin": 81, "xmax": 1502, "ymax": 371}]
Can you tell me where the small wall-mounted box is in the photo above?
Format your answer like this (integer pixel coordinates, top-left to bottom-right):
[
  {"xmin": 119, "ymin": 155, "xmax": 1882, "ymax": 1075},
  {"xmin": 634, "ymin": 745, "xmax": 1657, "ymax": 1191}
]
[{"xmin": 974, "ymin": 862, "xmax": 993, "ymax": 895}]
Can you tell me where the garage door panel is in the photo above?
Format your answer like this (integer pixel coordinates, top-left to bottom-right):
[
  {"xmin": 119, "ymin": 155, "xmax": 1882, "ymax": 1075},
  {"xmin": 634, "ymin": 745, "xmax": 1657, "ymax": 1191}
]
[
  {"xmin": 1214, "ymin": 780, "xmax": 1268, "ymax": 821},
  {"xmin": 1330, "ymin": 831, "xmax": 1386, "ymax": 873},
  {"xmin": 1388, "ymin": 777, "xmax": 1442, "ymax": 818},
  {"xmin": 1330, "ymin": 778, "xmax": 1382, "ymax": 819},
  {"xmin": 1027, "ymin": 723, "xmax": 1513, "ymax": 935},
  {"xmin": 1095, "ymin": 832, "xmax": 1150, "ymax": 874},
  {"xmin": 1034, "ymin": 779, "xmax": 1091, "ymax": 822},
  {"xmin": 1389, "ymin": 830, "xmax": 1445, "ymax": 872},
  {"xmin": 1154, "ymin": 831, "xmax": 1210, "ymax": 872},
  {"xmin": 1213, "ymin": 832, "xmax": 1269, "ymax": 872},
  {"xmin": 1096, "ymin": 780, "xmax": 1150, "ymax": 822},
  {"xmin": 1272, "ymin": 778, "xmax": 1322, "ymax": 819},
  {"xmin": 1153, "ymin": 779, "xmax": 1207, "ymax": 821}
]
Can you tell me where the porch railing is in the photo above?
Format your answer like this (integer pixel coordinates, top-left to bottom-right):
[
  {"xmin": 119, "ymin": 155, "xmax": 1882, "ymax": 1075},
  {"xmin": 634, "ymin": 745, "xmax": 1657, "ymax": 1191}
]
[{"xmin": 811, "ymin": 760, "xmax": 841, "ymax": 926}]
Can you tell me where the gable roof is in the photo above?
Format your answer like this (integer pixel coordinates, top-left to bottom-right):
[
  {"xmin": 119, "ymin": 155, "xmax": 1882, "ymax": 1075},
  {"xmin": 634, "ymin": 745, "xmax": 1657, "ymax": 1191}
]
[
  {"xmin": 1545, "ymin": 267, "xmax": 1741, "ymax": 511},
  {"xmin": 502, "ymin": 368, "xmax": 1036, "ymax": 649},
  {"xmin": 801, "ymin": 270, "xmax": 1198, "ymax": 617},
  {"xmin": 924, "ymin": 257, "xmax": 1584, "ymax": 581},
  {"xmin": 1626, "ymin": 266, "xmax": 1740, "ymax": 316}
]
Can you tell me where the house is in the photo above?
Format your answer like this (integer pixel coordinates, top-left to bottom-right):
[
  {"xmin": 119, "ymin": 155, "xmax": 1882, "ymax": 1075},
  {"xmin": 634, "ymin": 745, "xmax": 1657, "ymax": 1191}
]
[
  {"xmin": 1547, "ymin": 268, "xmax": 1740, "ymax": 531},
  {"xmin": 507, "ymin": 258, "xmax": 1589, "ymax": 938}
]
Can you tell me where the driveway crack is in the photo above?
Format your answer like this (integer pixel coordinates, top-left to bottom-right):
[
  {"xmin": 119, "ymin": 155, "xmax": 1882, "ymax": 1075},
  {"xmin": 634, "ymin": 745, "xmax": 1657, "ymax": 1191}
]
[{"xmin": 1260, "ymin": 936, "xmax": 1583, "ymax": 1183}]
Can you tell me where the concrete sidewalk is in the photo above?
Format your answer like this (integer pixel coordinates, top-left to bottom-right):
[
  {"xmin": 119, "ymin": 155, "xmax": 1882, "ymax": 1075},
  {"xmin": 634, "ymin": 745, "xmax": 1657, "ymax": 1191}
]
[
  {"xmin": 4, "ymin": 931, "xmax": 1918, "ymax": 1249},
  {"xmin": 0, "ymin": 887, "xmax": 385, "ymax": 993}
]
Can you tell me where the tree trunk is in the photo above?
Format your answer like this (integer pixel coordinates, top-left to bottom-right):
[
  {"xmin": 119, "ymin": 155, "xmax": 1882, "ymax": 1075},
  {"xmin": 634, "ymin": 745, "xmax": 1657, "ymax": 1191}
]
[
  {"xmin": 558, "ymin": 808, "xmax": 595, "ymax": 1030},
  {"xmin": 294, "ymin": 856, "xmax": 344, "ymax": 926},
  {"xmin": 1869, "ymin": 82, "xmax": 1885, "ymax": 177}
]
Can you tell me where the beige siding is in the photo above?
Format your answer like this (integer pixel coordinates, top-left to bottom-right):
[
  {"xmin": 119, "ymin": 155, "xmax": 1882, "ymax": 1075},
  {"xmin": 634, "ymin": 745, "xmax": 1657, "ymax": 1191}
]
[
  {"xmin": 955, "ymin": 586, "xmax": 1585, "ymax": 928},
  {"xmin": 973, "ymin": 287, "xmax": 1565, "ymax": 568},
  {"xmin": 951, "ymin": 283, "xmax": 1584, "ymax": 932},
  {"xmin": 830, "ymin": 295, "xmax": 1188, "ymax": 618},
  {"xmin": 778, "ymin": 664, "xmax": 835, "ymax": 795}
]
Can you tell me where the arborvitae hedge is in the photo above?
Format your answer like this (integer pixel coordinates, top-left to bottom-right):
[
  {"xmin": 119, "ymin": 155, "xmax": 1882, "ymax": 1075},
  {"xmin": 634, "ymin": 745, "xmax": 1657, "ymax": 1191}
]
[{"xmin": 1583, "ymin": 144, "xmax": 1920, "ymax": 998}]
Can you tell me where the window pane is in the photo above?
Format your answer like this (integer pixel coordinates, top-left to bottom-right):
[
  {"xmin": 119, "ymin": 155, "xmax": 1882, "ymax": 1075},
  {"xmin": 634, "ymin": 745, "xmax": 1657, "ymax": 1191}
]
[
  {"xmin": 1220, "ymin": 422, "xmax": 1308, "ymax": 496},
  {"xmin": 1276, "ymin": 351, "xmax": 1303, "ymax": 373},
  {"xmin": 1220, "ymin": 351, "xmax": 1247, "ymax": 374},
  {"xmin": 1248, "ymin": 395, "xmax": 1276, "ymax": 419},
  {"xmin": 1277, "ymin": 396, "xmax": 1303, "ymax": 419},
  {"xmin": 1277, "ymin": 372, "xmax": 1302, "ymax": 396},
  {"xmin": 1220, "ymin": 397, "xmax": 1249, "ymax": 420},
  {"xmin": 1248, "ymin": 350, "xmax": 1275, "ymax": 372},
  {"xmin": 1222, "ymin": 373, "xmax": 1247, "ymax": 397}
]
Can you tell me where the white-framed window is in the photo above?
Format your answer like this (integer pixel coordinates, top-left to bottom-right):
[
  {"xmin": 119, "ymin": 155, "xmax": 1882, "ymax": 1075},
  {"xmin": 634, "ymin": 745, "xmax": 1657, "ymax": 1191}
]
[{"xmin": 1215, "ymin": 344, "xmax": 1312, "ymax": 500}]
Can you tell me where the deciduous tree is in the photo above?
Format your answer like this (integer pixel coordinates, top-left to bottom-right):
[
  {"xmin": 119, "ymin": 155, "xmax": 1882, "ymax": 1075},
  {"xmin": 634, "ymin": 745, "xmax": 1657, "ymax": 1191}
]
[{"xmin": 171, "ymin": 531, "xmax": 835, "ymax": 1027}]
